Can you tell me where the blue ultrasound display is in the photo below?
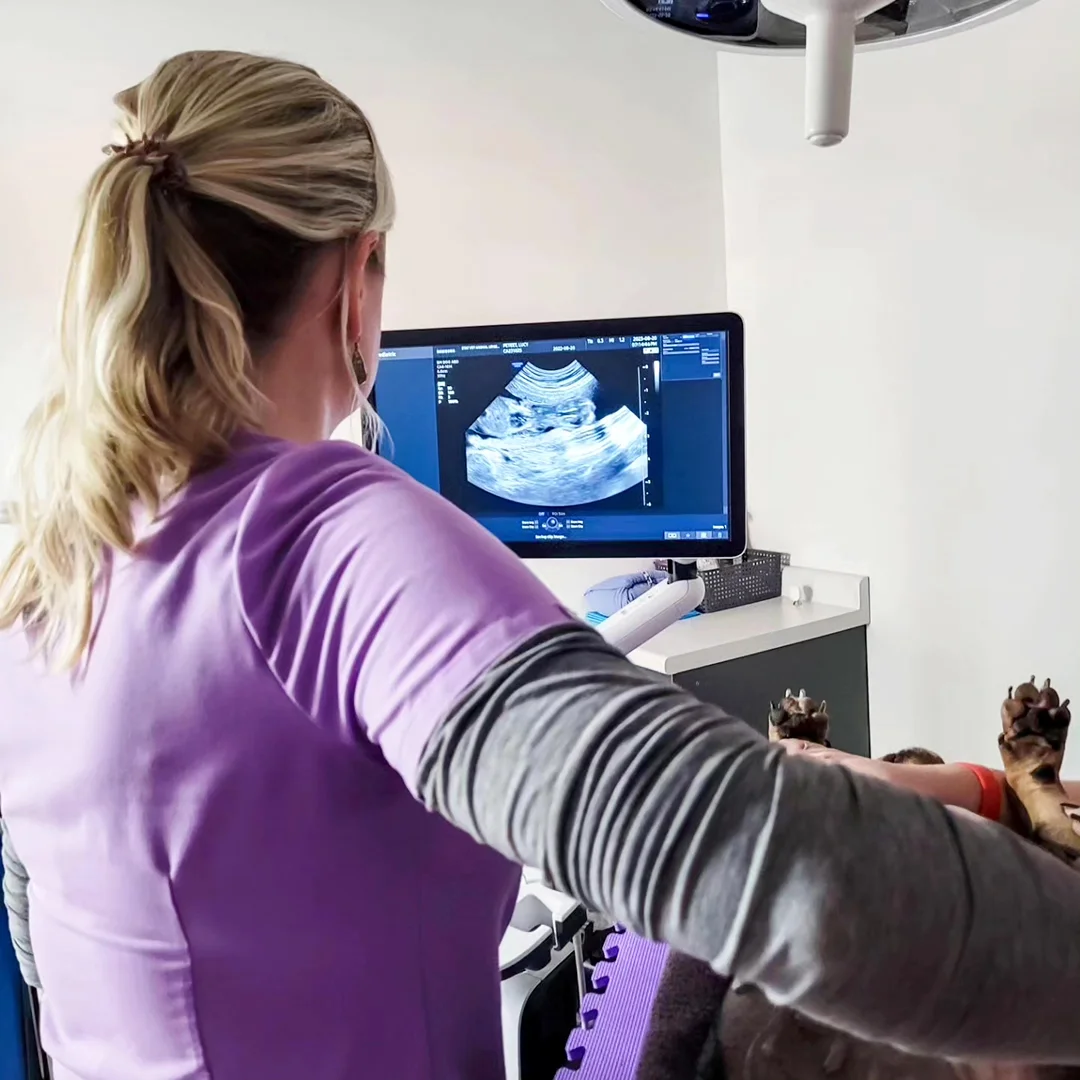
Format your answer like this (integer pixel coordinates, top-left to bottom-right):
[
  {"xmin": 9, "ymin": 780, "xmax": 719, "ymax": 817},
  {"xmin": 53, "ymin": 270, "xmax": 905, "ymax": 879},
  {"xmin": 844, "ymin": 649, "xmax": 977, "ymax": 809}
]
[{"xmin": 375, "ymin": 331, "xmax": 731, "ymax": 546}]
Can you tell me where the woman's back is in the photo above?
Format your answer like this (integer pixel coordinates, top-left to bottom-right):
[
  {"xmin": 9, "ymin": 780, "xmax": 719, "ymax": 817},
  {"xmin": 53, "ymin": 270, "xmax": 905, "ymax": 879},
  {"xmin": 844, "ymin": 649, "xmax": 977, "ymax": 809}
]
[{"xmin": 0, "ymin": 436, "xmax": 539, "ymax": 1080}]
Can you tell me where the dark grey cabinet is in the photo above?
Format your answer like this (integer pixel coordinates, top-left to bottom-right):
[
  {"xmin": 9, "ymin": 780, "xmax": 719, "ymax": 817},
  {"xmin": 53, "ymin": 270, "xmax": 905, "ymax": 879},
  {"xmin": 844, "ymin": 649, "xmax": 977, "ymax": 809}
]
[{"xmin": 672, "ymin": 627, "xmax": 871, "ymax": 757}]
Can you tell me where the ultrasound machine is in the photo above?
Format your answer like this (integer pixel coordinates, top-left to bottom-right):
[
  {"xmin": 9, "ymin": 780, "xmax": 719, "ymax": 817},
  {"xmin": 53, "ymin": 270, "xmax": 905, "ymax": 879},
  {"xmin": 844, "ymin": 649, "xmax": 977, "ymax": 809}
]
[{"xmin": 375, "ymin": 312, "xmax": 746, "ymax": 1080}]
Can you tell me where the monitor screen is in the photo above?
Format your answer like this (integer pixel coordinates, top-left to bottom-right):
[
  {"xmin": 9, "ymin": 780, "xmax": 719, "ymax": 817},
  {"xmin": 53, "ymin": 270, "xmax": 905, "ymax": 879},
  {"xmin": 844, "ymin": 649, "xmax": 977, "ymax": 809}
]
[{"xmin": 373, "ymin": 313, "xmax": 745, "ymax": 559}]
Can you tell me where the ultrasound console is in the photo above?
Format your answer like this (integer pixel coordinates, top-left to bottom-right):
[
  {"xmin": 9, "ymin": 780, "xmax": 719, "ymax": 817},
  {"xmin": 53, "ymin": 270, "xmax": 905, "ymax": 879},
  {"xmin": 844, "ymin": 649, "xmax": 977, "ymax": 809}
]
[
  {"xmin": 374, "ymin": 312, "xmax": 746, "ymax": 560},
  {"xmin": 374, "ymin": 315, "xmax": 746, "ymax": 1080}
]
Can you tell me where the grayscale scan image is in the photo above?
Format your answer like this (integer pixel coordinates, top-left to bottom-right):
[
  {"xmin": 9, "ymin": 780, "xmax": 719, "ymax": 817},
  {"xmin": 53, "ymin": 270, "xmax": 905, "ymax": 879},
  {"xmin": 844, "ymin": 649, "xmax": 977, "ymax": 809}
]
[{"xmin": 465, "ymin": 360, "xmax": 648, "ymax": 506}]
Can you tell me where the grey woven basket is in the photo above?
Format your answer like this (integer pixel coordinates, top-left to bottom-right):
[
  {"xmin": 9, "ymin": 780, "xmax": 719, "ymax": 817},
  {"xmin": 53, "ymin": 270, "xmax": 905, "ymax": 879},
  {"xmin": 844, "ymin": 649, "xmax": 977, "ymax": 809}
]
[{"xmin": 656, "ymin": 550, "xmax": 790, "ymax": 614}]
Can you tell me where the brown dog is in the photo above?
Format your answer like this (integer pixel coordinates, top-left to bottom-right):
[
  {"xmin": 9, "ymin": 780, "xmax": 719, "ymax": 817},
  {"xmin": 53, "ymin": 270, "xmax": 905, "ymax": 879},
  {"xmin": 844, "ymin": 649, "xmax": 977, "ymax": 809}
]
[{"xmin": 637, "ymin": 686, "xmax": 1080, "ymax": 1080}]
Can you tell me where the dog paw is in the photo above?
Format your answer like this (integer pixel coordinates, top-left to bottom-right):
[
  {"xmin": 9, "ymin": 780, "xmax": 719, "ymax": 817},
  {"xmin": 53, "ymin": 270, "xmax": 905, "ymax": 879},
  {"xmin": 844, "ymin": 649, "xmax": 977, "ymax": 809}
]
[
  {"xmin": 1000, "ymin": 679, "xmax": 1070, "ymax": 751},
  {"xmin": 768, "ymin": 689, "xmax": 831, "ymax": 746},
  {"xmin": 999, "ymin": 679, "xmax": 1080, "ymax": 861}
]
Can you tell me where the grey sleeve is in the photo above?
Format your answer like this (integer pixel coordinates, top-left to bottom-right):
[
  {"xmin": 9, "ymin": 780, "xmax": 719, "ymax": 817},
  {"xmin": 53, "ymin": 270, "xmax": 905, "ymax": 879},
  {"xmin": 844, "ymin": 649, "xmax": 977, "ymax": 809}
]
[
  {"xmin": 417, "ymin": 624, "xmax": 1080, "ymax": 1065},
  {"xmin": 2, "ymin": 819, "xmax": 40, "ymax": 990}
]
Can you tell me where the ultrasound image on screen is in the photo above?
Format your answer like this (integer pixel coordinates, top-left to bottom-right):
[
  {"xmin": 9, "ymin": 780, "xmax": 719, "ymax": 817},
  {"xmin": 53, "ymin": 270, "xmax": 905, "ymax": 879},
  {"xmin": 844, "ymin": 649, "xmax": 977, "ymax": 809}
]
[
  {"xmin": 435, "ymin": 349, "xmax": 661, "ymax": 516},
  {"xmin": 464, "ymin": 360, "xmax": 648, "ymax": 507}
]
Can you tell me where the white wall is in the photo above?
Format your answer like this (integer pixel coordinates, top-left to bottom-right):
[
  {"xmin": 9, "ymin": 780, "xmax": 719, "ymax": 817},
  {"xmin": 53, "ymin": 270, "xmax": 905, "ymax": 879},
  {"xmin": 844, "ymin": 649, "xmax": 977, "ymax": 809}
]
[
  {"xmin": 716, "ymin": 0, "xmax": 1080, "ymax": 764},
  {"xmin": 9, "ymin": 0, "xmax": 1076, "ymax": 743},
  {"xmin": 0, "ymin": 0, "xmax": 726, "ymax": 603}
]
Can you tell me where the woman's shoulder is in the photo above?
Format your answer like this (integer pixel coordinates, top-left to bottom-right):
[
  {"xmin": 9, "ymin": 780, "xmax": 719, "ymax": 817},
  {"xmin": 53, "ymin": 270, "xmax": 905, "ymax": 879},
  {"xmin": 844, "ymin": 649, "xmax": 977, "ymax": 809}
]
[
  {"xmin": 230, "ymin": 434, "xmax": 571, "ymax": 784},
  {"xmin": 234, "ymin": 432, "xmax": 390, "ymax": 484},
  {"xmin": 152, "ymin": 435, "xmax": 416, "ymax": 555},
  {"xmin": 232, "ymin": 432, "xmax": 540, "ymax": 592},
  {"xmin": 238, "ymin": 434, "xmax": 454, "ymax": 536}
]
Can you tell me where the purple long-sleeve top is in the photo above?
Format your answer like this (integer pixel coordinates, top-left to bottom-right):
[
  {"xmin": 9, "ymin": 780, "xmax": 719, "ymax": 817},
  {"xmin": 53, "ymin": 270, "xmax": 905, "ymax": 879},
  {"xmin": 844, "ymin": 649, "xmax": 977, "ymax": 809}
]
[{"xmin": 0, "ymin": 434, "xmax": 568, "ymax": 1080}]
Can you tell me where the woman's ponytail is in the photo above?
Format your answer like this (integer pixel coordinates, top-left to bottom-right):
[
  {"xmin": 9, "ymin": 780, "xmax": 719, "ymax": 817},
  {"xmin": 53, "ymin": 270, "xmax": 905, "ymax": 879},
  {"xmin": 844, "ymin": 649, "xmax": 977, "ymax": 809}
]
[{"xmin": 0, "ymin": 50, "xmax": 395, "ymax": 667}]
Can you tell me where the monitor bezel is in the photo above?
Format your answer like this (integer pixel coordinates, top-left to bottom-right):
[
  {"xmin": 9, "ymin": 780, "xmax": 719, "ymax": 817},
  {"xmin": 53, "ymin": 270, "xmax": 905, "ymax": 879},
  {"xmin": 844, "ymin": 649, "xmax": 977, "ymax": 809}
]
[{"xmin": 375, "ymin": 312, "xmax": 747, "ymax": 560}]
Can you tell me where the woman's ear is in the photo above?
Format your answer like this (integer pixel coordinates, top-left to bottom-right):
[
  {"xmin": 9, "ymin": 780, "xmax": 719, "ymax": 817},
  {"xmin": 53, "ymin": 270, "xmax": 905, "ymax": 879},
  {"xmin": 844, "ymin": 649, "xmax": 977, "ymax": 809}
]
[{"xmin": 344, "ymin": 233, "xmax": 382, "ymax": 343}]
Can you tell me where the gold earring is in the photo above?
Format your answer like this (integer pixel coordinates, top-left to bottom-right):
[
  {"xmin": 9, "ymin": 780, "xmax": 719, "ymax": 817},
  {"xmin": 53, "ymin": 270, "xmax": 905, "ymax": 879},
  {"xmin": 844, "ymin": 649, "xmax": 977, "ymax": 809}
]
[{"xmin": 350, "ymin": 340, "xmax": 368, "ymax": 386}]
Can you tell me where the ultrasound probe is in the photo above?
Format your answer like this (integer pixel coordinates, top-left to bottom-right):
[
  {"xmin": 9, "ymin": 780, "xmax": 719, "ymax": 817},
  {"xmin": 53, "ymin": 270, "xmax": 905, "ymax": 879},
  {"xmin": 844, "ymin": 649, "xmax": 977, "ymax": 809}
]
[{"xmin": 597, "ymin": 558, "xmax": 705, "ymax": 655}]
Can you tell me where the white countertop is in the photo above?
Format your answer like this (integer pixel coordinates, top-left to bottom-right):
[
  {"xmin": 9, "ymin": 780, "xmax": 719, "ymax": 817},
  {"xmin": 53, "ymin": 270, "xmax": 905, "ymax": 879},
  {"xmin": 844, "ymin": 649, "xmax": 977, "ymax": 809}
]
[{"xmin": 628, "ymin": 565, "xmax": 870, "ymax": 676}]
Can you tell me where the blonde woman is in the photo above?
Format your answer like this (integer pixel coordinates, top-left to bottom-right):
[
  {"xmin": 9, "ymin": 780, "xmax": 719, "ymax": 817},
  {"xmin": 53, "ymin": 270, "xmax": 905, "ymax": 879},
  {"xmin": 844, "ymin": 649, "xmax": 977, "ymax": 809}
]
[{"xmin": 3, "ymin": 50, "xmax": 1080, "ymax": 1080}]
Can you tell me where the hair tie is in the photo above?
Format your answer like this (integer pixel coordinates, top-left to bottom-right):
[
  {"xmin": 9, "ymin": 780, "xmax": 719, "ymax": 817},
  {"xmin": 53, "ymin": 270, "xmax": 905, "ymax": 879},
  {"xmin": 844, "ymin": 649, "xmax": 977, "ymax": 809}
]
[{"xmin": 102, "ymin": 135, "xmax": 188, "ymax": 191}]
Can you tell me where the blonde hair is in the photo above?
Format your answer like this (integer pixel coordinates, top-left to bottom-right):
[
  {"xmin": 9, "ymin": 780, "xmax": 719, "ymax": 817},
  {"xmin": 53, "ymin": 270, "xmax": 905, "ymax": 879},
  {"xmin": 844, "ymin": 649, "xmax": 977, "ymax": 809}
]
[{"xmin": 0, "ymin": 50, "xmax": 395, "ymax": 667}]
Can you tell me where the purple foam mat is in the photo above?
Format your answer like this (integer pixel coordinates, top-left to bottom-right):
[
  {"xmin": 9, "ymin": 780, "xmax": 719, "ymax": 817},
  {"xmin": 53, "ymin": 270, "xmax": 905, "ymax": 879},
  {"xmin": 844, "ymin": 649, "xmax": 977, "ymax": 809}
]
[{"xmin": 555, "ymin": 930, "xmax": 670, "ymax": 1079}]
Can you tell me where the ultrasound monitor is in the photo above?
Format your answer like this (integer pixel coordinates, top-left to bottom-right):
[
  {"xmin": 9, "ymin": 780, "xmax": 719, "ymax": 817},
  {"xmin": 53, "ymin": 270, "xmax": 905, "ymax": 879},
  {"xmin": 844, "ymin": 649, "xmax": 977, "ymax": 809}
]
[{"xmin": 373, "ymin": 313, "xmax": 746, "ymax": 559}]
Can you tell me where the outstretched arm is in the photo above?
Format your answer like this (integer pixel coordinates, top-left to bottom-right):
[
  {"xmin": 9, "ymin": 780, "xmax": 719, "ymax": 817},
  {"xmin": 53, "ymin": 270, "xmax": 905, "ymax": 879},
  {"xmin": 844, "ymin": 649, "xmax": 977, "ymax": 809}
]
[
  {"xmin": 236, "ymin": 443, "xmax": 1080, "ymax": 1066},
  {"xmin": 420, "ymin": 626, "xmax": 1080, "ymax": 1065}
]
